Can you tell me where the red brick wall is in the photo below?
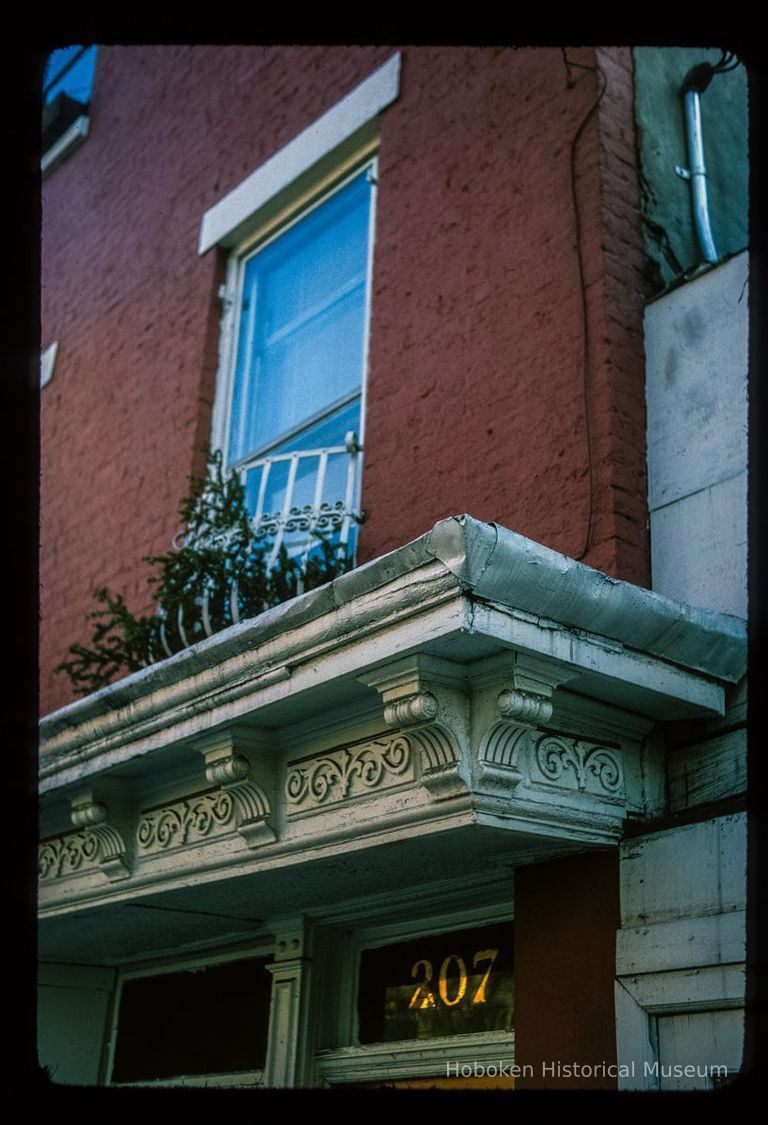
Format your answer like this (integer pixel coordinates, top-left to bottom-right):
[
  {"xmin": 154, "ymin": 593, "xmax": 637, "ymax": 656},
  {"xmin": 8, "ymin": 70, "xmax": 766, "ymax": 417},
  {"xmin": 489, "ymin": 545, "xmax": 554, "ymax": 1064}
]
[
  {"xmin": 514, "ymin": 850, "xmax": 620, "ymax": 1090},
  {"xmin": 41, "ymin": 46, "xmax": 648, "ymax": 714},
  {"xmin": 40, "ymin": 46, "xmax": 392, "ymax": 714},
  {"xmin": 360, "ymin": 46, "xmax": 649, "ymax": 585}
]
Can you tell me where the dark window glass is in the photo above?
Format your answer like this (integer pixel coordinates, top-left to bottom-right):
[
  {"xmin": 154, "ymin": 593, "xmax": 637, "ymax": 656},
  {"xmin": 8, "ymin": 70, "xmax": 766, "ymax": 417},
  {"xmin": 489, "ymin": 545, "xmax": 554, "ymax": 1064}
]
[
  {"xmin": 111, "ymin": 955, "xmax": 272, "ymax": 1083},
  {"xmin": 357, "ymin": 922, "xmax": 514, "ymax": 1044}
]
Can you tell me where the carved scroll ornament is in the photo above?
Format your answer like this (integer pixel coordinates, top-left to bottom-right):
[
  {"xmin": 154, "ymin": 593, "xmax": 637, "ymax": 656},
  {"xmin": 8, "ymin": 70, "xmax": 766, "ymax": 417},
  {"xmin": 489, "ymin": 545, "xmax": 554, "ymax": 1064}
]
[
  {"xmin": 534, "ymin": 734, "xmax": 624, "ymax": 795},
  {"xmin": 137, "ymin": 789, "xmax": 235, "ymax": 853},
  {"xmin": 39, "ymin": 792, "xmax": 130, "ymax": 882},
  {"xmin": 286, "ymin": 736, "xmax": 412, "ymax": 812}
]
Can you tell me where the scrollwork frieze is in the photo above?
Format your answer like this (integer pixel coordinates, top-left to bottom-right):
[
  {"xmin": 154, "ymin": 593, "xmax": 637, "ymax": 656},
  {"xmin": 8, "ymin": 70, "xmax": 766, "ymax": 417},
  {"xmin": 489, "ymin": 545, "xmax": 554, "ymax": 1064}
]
[
  {"xmin": 286, "ymin": 736, "xmax": 413, "ymax": 813},
  {"xmin": 137, "ymin": 789, "xmax": 235, "ymax": 854},
  {"xmin": 39, "ymin": 832, "xmax": 100, "ymax": 880},
  {"xmin": 533, "ymin": 734, "xmax": 624, "ymax": 796}
]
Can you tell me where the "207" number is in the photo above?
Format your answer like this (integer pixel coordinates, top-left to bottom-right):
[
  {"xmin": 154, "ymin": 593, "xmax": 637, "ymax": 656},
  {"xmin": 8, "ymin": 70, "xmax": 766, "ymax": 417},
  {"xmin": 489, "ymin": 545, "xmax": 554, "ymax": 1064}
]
[{"xmin": 408, "ymin": 948, "xmax": 499, "ymax": 1009}]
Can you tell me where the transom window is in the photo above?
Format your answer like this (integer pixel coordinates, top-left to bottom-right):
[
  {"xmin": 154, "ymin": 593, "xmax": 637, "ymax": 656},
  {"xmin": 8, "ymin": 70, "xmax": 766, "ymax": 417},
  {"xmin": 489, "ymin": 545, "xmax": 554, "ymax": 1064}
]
[
  {"xmin": 108, "ymin": 950, "xmax": 273, "ymax": 1087},
  {"xmin": 357, "ymin": 922, "xmax": 515, "ymax": 1045},
  {"xmin": 315, "ymin": 901, "xmax": 516, "ymax": 1088}
]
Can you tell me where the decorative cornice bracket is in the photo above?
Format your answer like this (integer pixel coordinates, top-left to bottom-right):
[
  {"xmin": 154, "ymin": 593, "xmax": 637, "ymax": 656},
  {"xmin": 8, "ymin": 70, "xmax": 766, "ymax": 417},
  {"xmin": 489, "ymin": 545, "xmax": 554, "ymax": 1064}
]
[
  {"xmin": 383, "ymin": 691, "xmax": 438, "ymax": 727},
  {"xmin": 474, "ymin": 651, "xmax": 578, "ymax": 726},
  {"xmin": 472, "ymin": 653, "xmax": 579, "ymax": 800},
  {"xmin": 194, "ymin": 729, "xmax": 277, "ymax": 849},
  {"xmin": 39, "ymin": 789, "xmax": 131, "ymax": 883},
  {"xmin": 359, "ymin": 655, "xmax": 469, "ymax": 802},
  {"xmin": 477, "ymin": 722, "xmax": 527, "ymax": 798},
  {"xmin": 70, "ymin": 790, "xmax": 131, "ymax": 880},
  {"xmin": 497, "ymin": 688, "xmax": 553, "ymax": 726}
]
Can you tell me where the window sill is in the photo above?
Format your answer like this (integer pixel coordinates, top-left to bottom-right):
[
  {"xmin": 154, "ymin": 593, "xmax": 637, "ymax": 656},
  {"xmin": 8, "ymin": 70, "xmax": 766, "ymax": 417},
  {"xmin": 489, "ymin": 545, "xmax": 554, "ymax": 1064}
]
[
  {"xmin": 111, "ymin": 1070, "xmax": 264, "ymax": 1088},
  {"xmin": 316, "ymin": 1030, "xmax": 515, "ymax": 1085}
]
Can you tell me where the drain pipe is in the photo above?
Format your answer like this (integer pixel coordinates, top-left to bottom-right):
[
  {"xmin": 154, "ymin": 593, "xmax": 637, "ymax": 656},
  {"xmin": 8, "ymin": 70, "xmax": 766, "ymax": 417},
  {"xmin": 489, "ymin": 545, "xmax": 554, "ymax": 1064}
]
[{"xmin": 675, "ymin": 62, "xmax": 719, "ymax": 264}]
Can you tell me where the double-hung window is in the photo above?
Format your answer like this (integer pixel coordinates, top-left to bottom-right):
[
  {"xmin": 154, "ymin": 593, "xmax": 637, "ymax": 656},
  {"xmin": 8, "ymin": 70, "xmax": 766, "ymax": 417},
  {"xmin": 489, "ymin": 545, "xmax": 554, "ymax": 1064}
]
[
  {"xmin": 221, "ymin": 164, "xmax": 375, "ymax": 567},
  {"xmin": 203, "ymin": 53, "xmax": 400, "ymax": 573}
]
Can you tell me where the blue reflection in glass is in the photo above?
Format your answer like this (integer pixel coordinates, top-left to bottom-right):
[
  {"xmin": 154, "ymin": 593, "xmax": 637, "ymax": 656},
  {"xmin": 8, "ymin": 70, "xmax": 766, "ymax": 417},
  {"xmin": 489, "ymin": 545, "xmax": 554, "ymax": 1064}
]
[
  {"xmin": 44, "ymin": 45, "xmax": 98, "ymax": 106},
  {"xmin": 228, "ymin": 170, "xmax": 371, "ymax": 465}
]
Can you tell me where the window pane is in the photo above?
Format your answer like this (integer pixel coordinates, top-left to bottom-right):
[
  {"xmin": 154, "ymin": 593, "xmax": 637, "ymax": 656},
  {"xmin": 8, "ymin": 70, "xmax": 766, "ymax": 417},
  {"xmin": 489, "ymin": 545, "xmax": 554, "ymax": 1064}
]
[
  {"xmin": 228, "ymin": 170, "xmax": 371, "ymax": 463},
  {"xmin": 111, "ymin": 956, "xmax": 272, "ymax": 1083},
  {"xmin": 268, "ymin": 399, "xmax": 360, "ymax": 455},
  {"xmin": 357, "ymin": 923, "xmax": 514, "ymax": 1045}
]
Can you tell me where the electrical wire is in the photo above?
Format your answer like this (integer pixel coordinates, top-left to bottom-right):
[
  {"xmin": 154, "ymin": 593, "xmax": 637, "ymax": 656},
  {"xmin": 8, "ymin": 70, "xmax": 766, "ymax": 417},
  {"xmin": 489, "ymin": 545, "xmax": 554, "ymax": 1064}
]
[
  {"xmin": 561, "ymin": 50, "xmax": 607, "ymax": 562},
  {"xmin": 712, "ymin": 50, "xmax": 741, "ymax": 74}
]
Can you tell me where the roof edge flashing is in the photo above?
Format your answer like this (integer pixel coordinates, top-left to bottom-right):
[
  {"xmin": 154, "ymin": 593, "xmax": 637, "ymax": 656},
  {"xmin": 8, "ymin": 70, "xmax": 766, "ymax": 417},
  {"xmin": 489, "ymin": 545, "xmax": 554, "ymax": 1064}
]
[
  {"xmin": 41, "ymin": 516, "xmax": 746, "ymax": 738},
  {"xmin": 439, "ymin": 517, "xmax": 746, "ymax": 684},
  {"xmin": 423, "ymin": 514, "xmax": 499, "ymax": 590}
]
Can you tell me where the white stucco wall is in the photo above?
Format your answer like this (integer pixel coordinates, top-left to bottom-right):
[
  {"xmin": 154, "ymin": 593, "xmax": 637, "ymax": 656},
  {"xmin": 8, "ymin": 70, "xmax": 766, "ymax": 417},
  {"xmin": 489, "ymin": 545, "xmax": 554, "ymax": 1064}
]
[
  {"xmin": 615, "ymin": 814, "xmax": 746, "ymax": 1089},
  {"xmin": 645, "ymin": 252, "xmax": 748, "ymax": 618},
  {"xmin": 619, "ymin": 813, "xmax": 746, "ymax": 943}
]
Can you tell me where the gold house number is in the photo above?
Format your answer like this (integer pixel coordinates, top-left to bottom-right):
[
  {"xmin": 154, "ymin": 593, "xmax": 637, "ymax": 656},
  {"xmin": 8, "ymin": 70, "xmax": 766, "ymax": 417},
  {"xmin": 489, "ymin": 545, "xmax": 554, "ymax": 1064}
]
[{"xmin": 408, "ymin": 948, "xmax": 499, "ymax": 1009}]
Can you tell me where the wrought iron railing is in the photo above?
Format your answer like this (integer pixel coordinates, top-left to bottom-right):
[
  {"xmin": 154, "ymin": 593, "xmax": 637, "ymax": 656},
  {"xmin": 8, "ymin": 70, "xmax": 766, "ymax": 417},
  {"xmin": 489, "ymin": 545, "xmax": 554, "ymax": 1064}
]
[
  {"xmin": 155, "ymin": 435, "xmax": 363, "ymax": 658},
  {"xmin": 239, "ymin": 430, "xmax": 363, "ymax": 570}
]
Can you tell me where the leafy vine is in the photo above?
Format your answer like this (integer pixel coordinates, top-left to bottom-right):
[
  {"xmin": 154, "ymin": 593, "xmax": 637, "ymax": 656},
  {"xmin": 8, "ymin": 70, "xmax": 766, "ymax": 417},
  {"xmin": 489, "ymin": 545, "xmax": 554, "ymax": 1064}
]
[{"xmin": 56, "ymin": 450, "xmax": 351, "ymax": 696}]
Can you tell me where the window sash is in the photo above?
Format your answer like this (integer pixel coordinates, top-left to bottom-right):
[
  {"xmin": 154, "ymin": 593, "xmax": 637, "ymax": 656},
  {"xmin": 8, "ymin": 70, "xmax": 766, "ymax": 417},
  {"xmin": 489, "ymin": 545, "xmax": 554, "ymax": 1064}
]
[
  {"xmin": 225, "ymin": 164, "xmax": 374, "ymax": 467},
  {"xmin": 209, "ymin": 158, "xmax": 376, "ymax": 566}
]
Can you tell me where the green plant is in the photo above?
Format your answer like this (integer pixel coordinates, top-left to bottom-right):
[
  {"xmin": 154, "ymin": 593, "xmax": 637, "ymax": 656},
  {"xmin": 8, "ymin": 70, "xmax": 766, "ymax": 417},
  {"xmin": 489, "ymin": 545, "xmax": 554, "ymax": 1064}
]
[
  {"xmin": 56, "ymin": 450, "xmax": 352, "ymax": 697},
  {"xmin": 53, "ymin": 588, "xmax": 160, "ymax": 697}
]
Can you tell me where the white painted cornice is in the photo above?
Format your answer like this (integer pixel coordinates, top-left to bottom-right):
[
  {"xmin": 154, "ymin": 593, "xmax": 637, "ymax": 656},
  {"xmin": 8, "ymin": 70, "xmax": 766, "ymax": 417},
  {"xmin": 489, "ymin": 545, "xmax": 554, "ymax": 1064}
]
[
  {"xmin": 422, "ymin": 517, "xmax": 745, "ymax": 680},
  {"xmin": 40, "ymin": 516, "xmax": 746, "ymax": 795}
]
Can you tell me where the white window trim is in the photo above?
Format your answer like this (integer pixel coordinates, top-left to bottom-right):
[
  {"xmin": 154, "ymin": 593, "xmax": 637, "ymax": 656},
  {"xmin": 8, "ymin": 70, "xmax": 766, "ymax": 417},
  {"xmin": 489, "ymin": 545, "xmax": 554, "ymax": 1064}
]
[
  {"xmin": 40, "ymin": 341, "xmax": 58, "ymax": 388},
  {"xmin": 198, "ymin": 52, "xmax": 399, "ymax": 255},
  {"xmin": 41, "ymin": 115, "xmax": 90, "ymax": 174},
  {"xmin": 614, "ymin": 964, "xmax": 746, "ymax": 1091},
  {"xmin": 317, "ymin": 1031, "xmax": 516, "ymax": 1086}
]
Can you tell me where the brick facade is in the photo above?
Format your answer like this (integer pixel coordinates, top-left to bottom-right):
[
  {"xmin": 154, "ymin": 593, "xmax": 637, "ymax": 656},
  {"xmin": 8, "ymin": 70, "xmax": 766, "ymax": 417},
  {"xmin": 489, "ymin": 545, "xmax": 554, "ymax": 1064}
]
[
  {"xmin": 514, "ymin": 851, "xmax": 621, "ymax": 1090},
  {"xmin": 41, "ymin": 45, "xmax": 649, "ymax": 713}
]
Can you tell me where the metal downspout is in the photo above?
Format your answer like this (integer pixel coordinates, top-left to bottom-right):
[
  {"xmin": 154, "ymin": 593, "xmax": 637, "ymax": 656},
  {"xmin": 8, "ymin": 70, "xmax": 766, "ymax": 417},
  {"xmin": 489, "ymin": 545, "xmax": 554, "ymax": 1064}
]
[{"xmin": 676, "ymin": 63, "xmax": 719, "ymax": 264}]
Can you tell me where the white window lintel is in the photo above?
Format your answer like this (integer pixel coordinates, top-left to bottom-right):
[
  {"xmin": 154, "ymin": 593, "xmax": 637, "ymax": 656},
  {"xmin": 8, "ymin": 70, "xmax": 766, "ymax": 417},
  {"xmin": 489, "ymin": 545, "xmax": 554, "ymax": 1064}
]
[{"xmin": 198, "ymin": 52, "xmax": 400, "ymax": 255}]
